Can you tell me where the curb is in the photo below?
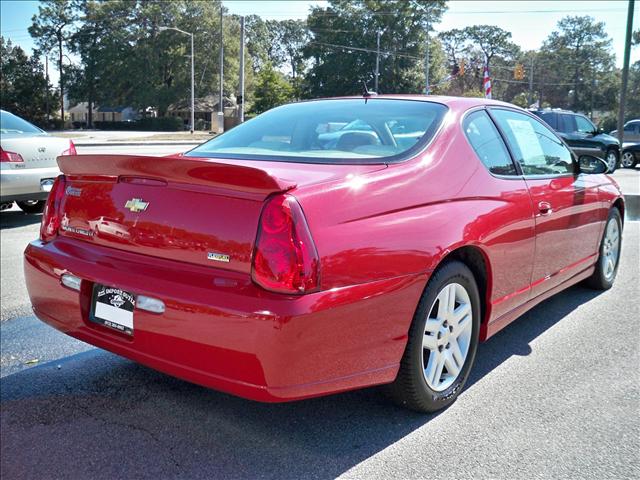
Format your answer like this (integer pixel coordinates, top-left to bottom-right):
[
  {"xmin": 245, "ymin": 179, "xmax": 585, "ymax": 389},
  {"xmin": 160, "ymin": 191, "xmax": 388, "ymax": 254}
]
[{"xmin": 623, "ymin": 194, "xmax": 639, "ymax": 221}]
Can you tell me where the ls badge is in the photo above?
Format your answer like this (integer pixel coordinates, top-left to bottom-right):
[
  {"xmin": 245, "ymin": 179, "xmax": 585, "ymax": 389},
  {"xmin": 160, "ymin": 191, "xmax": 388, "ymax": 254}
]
[
  {"xmin": 125, "ymin": 198, "xmax": 149, "ymax": 213},
  {"xmin": 208, "ymin": 252, "xmax": 230, "ymax": 263}
]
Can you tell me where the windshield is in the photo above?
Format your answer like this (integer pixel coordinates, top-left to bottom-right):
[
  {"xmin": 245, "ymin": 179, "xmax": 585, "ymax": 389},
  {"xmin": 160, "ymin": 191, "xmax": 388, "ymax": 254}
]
[
  {"xmin": 0, "ymin": 111, "xmax": 44, "ymax": 135},
  {"xmin": 186, "ymin": 99, "xmax": 448, "ymax": 164}
]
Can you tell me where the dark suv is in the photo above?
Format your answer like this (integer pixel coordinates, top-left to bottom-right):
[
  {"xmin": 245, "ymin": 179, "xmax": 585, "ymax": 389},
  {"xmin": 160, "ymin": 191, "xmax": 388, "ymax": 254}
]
[{"xmin": 531, "ymin": 109, "xmax": 621, "ymax": 172}]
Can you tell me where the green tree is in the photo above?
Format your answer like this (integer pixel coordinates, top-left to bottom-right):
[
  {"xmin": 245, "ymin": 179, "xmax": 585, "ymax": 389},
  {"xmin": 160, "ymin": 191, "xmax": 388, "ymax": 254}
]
[
  {"xmin": 28, "ymin": 0, "xmax": 77, "ymax": 123},
  {"xmin": 438, "ymin": 25, "xmax": 518, "ymax": 99},
  {"xmin": 251, "ymin": 63, "xmax": 294, "ymax": 114},
  {"xmin": 539, "ymin": 16, "xmax": 615, "ymax": 113},
  {"xmin": 303, "ymin": 0, "xmax": 448, "ymax": 97},
  {"xmin": 0, "ymin": 37, "xmax": 57, "ymax": 126}
]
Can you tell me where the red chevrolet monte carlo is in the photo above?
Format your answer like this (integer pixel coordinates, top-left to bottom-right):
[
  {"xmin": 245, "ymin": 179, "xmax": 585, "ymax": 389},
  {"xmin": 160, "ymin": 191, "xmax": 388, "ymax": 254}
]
[{"xmin": 24, "ymin": 96, "xmax": 624, "ymax": 412}]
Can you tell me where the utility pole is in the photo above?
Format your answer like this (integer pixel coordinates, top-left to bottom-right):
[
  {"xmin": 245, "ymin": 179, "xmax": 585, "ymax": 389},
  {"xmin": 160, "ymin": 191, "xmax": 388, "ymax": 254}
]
[
  {"xmin": 424, "ymin": 16, "xmax": 430, "ymax": 94},
  {"xmin": 190, "ymin": 32, "xmax": 195, "ymax": 133},
  {"xmin": 238, "ymin": 16, "xmax": 245, "ymax": 123},
  {"xmin": 58, "ymin": 33, "xmax": 64, "ymax": 127},
  {"xmin": 218, "ymin": 7, "xmax": 224, "ymax": 127},
  {"xmin": 45, "ymin": 55, "xmax": 50, "ymax": 124},
  {"xmin": 528, "ymin": 56, "xmax": 534, "ymax": 107},
  {"xmin": 375, "ymin": 30, "xmax": 381, "ymax": 92},
  {"xmin": 616, "ymin": 0, "xmax": 635, "ymax": 146}
]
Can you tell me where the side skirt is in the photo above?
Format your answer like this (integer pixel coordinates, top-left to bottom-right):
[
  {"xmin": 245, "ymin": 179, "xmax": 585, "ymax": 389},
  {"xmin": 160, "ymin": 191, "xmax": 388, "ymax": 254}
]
[{"xmin": 480, "ymin": 265, "xmax": 596, "ymax": 341}]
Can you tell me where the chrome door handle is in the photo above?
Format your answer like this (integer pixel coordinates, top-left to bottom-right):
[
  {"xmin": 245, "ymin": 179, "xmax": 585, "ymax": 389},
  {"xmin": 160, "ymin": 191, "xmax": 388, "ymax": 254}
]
[{"xmin": 538, "ymin": 201, "xmax": 553, "ymax": 216}]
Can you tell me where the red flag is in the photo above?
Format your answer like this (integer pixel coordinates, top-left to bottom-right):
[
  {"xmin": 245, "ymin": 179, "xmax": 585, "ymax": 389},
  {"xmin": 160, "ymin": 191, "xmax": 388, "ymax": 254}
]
[{"xmin": 483, "ymin": 63, "xmax": 492, "ymax": 99}]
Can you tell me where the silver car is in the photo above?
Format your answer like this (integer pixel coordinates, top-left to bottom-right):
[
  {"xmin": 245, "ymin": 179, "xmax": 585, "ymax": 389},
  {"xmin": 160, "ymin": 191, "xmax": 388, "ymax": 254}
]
[{"xmin": 1, "ymin": 110, "xmax": 75, "ymax": 213}]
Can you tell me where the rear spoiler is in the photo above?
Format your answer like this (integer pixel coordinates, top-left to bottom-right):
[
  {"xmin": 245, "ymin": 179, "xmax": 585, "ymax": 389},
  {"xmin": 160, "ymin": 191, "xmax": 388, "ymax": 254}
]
[{"xmin": 57, "ymin": 154, "xmax": 296, "ymax": 197}]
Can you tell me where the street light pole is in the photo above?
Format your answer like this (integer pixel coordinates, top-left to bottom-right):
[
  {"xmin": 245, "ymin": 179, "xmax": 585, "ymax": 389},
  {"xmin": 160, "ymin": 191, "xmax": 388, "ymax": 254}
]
[{"xmin": 158, "ymin": 26, "xmax": 195, "ymax": 133}]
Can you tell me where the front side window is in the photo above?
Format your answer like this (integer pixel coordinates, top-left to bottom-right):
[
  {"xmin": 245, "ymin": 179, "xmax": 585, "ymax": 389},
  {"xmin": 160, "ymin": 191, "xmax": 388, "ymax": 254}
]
[
  {"xmin": 575, "ymin": 115, "xmax": 596, "ymax": 134},
  {"xmin": 186, "ymin": 99, "xmax": 448, "ymax": 164},
  {"xmin": 491, "ymin": 109, "xmax": 574, "ymax": 176},
  {"xmin": 463, "ymin": 110, "xmax": 517, "ymax": 176}
]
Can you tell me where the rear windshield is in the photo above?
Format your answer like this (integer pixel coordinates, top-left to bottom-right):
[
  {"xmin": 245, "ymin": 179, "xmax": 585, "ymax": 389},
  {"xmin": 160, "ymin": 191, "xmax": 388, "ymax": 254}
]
[
  {"xmin": 186, "ymin": 99, "xmax": 448, "ymax": 164},
  {"xmin": 0, "ymin": 111, "xmax": 43, "ymax": 134}
]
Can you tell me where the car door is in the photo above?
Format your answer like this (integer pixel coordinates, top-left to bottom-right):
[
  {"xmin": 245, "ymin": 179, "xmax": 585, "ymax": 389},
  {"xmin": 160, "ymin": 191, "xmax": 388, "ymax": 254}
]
[
  {"xmin": 624, "ymin": 121, "xmax": 640, "ymax": 142},
  {"xmin": 490, "ymin": 108, "xmax": 603, "ymax": 298},
  {"xmin": 562, "ymin": 114, "xmax": 603, "ymax": 158},
  {"xmin": 463, "ymin": 110, "xmax": 536, "ymax": 320}
]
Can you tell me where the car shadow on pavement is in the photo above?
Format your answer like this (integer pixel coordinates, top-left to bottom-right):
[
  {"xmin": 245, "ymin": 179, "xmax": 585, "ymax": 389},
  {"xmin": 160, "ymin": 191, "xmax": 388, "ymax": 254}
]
[
  {"xmin": 0, "ymin": 211, "xmax": 42, "ymax": 229},
  {"xmin": 0, "ymin": 284, "xmax": 601, "ymax": 480}
]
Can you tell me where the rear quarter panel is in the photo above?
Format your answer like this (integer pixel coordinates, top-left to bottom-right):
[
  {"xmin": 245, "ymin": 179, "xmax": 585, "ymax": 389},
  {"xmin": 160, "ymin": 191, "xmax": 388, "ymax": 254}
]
[{"xmin": 294, "ymin": 109, "xmax": 537, "ymax": 329}]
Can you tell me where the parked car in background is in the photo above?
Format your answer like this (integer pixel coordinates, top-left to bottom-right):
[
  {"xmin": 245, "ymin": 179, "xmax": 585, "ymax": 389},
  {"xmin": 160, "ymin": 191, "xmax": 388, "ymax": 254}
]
[
  {"xmin": 1, "ymin": 110, "xmax": 76, "ymax": 213},
  {"xmin": 25, "ymin": 96, "xmax": 624, "ymax": 413},
  {"xmin": 621, "ymin": 143, "xmax": 640, "ymax": 168},
  {"xmin": 610, "ymin": 119, "xmax": 640, "ymax": 143},
  {"xmin": 530, "ymin": 109, "xmax": 621, "ymax": 172}
]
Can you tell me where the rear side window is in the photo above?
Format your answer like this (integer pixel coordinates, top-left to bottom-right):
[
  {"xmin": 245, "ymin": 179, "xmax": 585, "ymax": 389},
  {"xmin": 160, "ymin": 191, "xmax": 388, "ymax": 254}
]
[
  {"xmin": 186, "ymin": 99, "xmax": 448, "ymax": 164},
  {"xmin": 492, "ymin": 109, "xmax": 574, "ymax": 176},
  {"xmin": 538, "ymin": 112, "xmax": 557, "ymax": 130},
  {"xmin": 463, "ymin": 110, "xmax": 517, "ymax": 176},
  {"xmin": 559, "ymin": 114, "xmax": 577, "ymax": 134},
  {"xmin": 0, "ymin": 111, "xmax": 43, "ymax": 134}
]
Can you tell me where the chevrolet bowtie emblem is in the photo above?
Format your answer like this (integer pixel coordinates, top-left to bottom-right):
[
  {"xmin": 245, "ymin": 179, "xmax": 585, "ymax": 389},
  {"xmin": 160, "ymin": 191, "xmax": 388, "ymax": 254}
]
[{"xmin": 124, "ymin": 198, "xmax": 149, "ymax": 213}]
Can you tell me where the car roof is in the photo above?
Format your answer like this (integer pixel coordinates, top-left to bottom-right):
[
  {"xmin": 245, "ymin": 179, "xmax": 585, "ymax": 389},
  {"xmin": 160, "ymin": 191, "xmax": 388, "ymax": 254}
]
[{"xmin": 307, "ymin": 94, "xmax": 517, "ymax": 111}]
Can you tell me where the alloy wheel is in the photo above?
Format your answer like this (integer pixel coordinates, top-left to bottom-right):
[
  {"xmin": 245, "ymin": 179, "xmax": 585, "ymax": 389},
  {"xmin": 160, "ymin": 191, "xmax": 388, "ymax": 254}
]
[
  {"xmin": 606, "ymin": 151, "xmax": 618, "ymax": 172},
  {"xmin": 601, "ymin": 218, "xmax": 620, "ymax": 281},
  {"xmin": 422, "ymin": 282, "xmax": 473, "ymax": 391},
  {"xmin": 621, "ymin": 152, "xmax": 635, "ymax": 168}
]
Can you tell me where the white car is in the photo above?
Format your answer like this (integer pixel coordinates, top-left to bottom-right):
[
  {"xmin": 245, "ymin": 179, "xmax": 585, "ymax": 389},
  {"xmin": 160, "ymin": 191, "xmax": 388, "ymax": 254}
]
[{"xmin": 1, "ymin": 110, "xmax": 75, "ymax": 213}]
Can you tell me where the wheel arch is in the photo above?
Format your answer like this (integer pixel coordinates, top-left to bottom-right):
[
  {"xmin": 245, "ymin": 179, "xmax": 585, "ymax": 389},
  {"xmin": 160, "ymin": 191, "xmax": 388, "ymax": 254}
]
[
  {"xmin": 434, "ymin": 245, "xmax": 493, "ymax": 339},
  {"xmin": 613, "ymin": 197, "xmax": 625, "ymax": 227}
]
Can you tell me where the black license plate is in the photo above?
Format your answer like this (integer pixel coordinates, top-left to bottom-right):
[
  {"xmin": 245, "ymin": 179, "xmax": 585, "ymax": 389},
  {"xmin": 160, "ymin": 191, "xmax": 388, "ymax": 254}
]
[{"xmin": 90, "ymin": 284, "xmax": 135, "ymax": 335}]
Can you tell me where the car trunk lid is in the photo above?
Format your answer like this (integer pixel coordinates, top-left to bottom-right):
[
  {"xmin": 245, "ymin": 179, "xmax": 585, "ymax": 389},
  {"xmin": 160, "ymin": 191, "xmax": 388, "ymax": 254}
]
[{"xmin": 56, "ymin": 154, "xmax": 385, "ymax": 273}]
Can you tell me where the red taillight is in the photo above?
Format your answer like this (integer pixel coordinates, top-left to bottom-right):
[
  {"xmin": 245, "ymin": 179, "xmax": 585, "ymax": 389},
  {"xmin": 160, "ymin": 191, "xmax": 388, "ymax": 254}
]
[
  {"xmin": 40, "ymin": 175, "xmax": 66, "ymax": 242},
  {"xmin": 60, "ymin": 140, "xmax": 77, "ymax": 156},
  {"xmin": 0, "ymin": 147, "xmax": 25, "ymax": 163},
  {"xmin": 252, "ymin": 194, "xmax": 320, "ymax": 294}
]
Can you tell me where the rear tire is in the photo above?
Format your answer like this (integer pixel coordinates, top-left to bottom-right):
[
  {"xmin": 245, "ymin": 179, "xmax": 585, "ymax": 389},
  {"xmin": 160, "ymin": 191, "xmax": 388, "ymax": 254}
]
[
  {"xmin": 586, "ymin": 208, "xmax": 622, "ymax": 290},
  {"xmin": 605, "ymin": 149, "xmax": 619, "ymax": 173},
  {"xmin": 387, "ymin": 261, "xmax": 481, "ymax": 413},
  {"xmin": 16, "ymin": 200, "xmax": 45, "ymax": 214}
]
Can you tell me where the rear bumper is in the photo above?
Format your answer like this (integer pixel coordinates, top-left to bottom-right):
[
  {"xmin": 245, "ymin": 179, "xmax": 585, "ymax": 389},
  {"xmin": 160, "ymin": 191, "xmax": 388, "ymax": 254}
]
[
  {"xmin": 0, "ymin": 166, "xmax": 60, "ymax": 202},
  {"xmin": 24, "ymin": 238, "xmax": 426, "ymax": 402}
]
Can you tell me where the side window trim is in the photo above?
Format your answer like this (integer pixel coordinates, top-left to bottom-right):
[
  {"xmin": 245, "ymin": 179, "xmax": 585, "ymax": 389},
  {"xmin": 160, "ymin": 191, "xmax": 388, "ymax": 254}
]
[
  {"xmin": 484, "ymin": 107, "xmax": 524, "ymax": 177},
  {"xmin": 462, "ymin": 107, "xmax": 522, "ymax": 178},
  {"xmin": 487, "ymin": 106, "xmax": 578, "ymax": 179}
]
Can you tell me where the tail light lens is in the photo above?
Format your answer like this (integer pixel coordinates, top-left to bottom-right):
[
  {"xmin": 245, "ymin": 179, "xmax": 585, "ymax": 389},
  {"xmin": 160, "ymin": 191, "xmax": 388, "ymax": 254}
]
[
  {"xmin": 60, "ymin": 140, "xmax": 77, "ymax": 156},
  {"xmin": 0, "ymin": 147, "xmax": 25, "ymax": 163},
  {"xmin": 40, "ymin": 175, "xmax": 66, "ymax": 242},
  {"xmin": 252, "ymin": 194, "xmax": 320, "ymax": 294}
]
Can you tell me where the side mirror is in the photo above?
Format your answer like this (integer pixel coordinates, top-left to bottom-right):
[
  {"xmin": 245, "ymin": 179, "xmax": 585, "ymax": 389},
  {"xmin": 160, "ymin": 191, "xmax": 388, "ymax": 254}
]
[{"xmin": 578, "ymin": 155, "xmax": 609, "ymax": 174}]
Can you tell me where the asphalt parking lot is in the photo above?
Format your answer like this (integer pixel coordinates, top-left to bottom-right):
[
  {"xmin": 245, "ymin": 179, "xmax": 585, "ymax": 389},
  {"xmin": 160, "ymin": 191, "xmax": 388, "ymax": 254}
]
[{"xmin": 1, "ymin": 161, "xmax": 639, "ymax": 479}]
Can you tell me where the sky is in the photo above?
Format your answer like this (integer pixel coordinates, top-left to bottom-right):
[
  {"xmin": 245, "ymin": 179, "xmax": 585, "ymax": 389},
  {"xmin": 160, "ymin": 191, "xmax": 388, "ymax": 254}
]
[{"xmin": 1, "ymin": 0, "xmax": 637, "ymax": 83}]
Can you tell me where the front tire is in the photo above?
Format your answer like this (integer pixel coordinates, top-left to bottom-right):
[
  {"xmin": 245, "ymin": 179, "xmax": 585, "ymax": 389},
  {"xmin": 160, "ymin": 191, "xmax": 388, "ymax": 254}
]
[
  {"xmin": 621, "ymin": 151, "xmax": 637, "ymax": 169},
  {"xmin": 605, "ymin": 149, "xmax": 619, "ymax": 173},
  {"xmin": 387, "ymin": 261, "xmax": 481, "ymax": 413},
  {"xmin": 586, "ymin": 208, "xmax": 622, "ymax": 290},
  {"xmin": 16, "ymin": 200, "xmax": 45, "ymax": 214}
]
